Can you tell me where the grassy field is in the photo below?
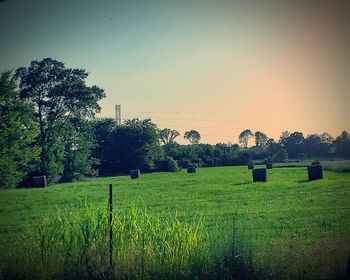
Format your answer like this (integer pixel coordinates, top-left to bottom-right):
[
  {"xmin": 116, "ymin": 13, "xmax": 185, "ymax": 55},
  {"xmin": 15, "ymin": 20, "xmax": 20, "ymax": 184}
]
[{"xmin": 0, "ymin": 165, "xmax": 349, "ymax": 279}]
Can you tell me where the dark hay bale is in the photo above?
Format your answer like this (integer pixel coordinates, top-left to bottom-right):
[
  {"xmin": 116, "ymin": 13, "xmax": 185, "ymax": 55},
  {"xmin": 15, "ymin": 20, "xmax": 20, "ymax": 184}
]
[
  {"xmin": 311, "ymin": 161, "xmax": 321, "ymax": 165},
  {"xmin": 248, "ymin": 164, "xmax": 254, "ymax": 170},
  {"xmin": 130, "ymin": 169, "xmax": 141, "ymax": 179},
  {"xmin": 32, "ymin": 176, "xmax": 47, "ymax": 188},
  {"xmin": 187, "ymin": 166, "xmax": 196, "ymax": 173},
  {"xmin": 252, "ymin": 168, "xmax": 267, "ymax": 182},
  {"xmin": 266, "ymin": 163, "xmax": 273, "ymax": 169},
  {"xmin": 307, "ymin": 164, "xmax": 323, "ymax": 181}
]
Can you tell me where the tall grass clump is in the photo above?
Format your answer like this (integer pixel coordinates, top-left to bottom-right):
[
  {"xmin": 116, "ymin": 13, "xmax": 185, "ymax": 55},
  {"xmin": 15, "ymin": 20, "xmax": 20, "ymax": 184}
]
[{"xmin": 1, "ymin": 202, "xmax": 208, "ymax": 280}]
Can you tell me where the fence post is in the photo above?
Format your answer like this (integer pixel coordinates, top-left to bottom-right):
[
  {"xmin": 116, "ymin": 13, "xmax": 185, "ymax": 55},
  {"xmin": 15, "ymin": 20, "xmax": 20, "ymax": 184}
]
[{"xmin": 109, "ymin": 183, "xmax": 113, "ymax": 269}]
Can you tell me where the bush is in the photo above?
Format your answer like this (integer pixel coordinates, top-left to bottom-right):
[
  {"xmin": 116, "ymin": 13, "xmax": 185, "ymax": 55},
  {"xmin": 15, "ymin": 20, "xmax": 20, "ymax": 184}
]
[
  {"xmin": 272, "ymin": 149, "xmax": 288, "ymax": 163},
  {"xmin": 179, "ymin": 158, "xmax": 191, "ymax": 169},
  {"xmin": 238, "ymin": 150, "xmax": 252, "ymax": 164},
  {"xmin": 156, "ymin": 156, "xmax": 180, "ymax": 172},
  {"xmin": 298, "ymin": 153, "xmax": 308, "ymax": 160}
]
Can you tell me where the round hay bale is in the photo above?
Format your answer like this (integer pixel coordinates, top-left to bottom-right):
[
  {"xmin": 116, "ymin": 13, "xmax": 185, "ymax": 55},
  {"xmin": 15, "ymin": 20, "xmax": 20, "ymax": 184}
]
[
  {"xmin": 187, "ymin": 166, "xmax": 196, "ymax": 173},
  {"xmin": 266, "ymin": 163, "xmax": 273, "ymax": 169},
  {"xmin": 311, "ymin": 161, "xmax": 321, "ymax": 165},
  {"xmin": 252, "ymin": 168, "xmax": 267, "ymax": 182},
  {"xmin": 247, "ymin": 164, "xmax": 254, "ymax": 170},
  {"xmin": 130, "ymin": 169, "xmax": 141, "ymax": 179},
  {"xmin": 32, "ymin": 175, "xmax": 47, "ymax": 188},
  {"xmin": 307, "ymin": 165, "xmax": 323, "ymax": 181}
]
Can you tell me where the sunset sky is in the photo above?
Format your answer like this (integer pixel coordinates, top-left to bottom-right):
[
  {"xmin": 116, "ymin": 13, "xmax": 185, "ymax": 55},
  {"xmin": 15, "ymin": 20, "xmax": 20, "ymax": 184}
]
[{"xmin": 1, "ymin": 0, "xmax": 349, "ymax": 144}]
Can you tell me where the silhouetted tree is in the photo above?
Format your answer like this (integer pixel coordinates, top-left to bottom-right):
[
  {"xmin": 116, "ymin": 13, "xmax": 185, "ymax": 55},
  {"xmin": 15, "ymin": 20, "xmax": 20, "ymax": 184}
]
[
  {"xmin": 184, "ymin": 130, "xmax": 201, "ymax": 144},
  {"xmin": 254, "ymin": 131, "xmax": 269, "ymax": 148},
  {"xmin": 279, "ymin": 131, "xmax": 305, "ymax": 158},
  {"xmin": 91, "ymin": 118, "xmax": 118, "ymax": 175},
  {"xmin": 159, "ymin": 128, "xmax": 180, "ymax": 145},
  {"xmin": 239, "ymin": 129, "xmax": 254, "ymax": 148},
  {"xmin": 334, "ymin": 131, "xmax": 350, "ymax": 157}
]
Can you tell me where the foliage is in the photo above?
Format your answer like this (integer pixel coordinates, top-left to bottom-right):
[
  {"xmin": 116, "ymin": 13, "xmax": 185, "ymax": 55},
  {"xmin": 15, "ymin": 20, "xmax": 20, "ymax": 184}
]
[
  {"xmin": 16, "ymin": 58, "xmax": 105, "ymax": 183},
  {"xmin": 0, "ymin": 71, "xmax": 39, "ymax": 188},
  {"xmin": 3, "ymin": 203, "xmax": 205, "ymax": 279},
  {"xmin": 60, "ymin": 117, "xmax": 98, "ymax": 182},
  {"xmin": 333, "ymin": 131, "xmax": 350, "ymax": 157},
  {"xmin": 92, "ymin": 118, "xmax": 163, "ymax": 173},
  {"xmin": 156, "ymin": 156, "xmax": 180, "ymax": 172},
  {"xmin": 184, "ymin": 130, "xmax": 201, "ymax": 144},
  {"xmin": 91, "ymin": 118, "xmax": 119, "ymax": 175},
  {"xmin": 272, "ymin": 148, "xmax": 288, "ymax": 163},
  {"xmin": 159, "ymin": 128, "xmax": 180, "ymax": 145},
  {"xmin": 162, "ymin": 142, "xmax": 243, "ymax": 168},
  {"xmin": 279, "ymin": 131, "xmax": 304, "ymax": 158},
  {"xmin": 254, "ymin": 131, "xmax": 269, "ymax": 148},
  {"xmin": 238, "ymin": 150, "xmax": 252, "ymax": 164},
  {"xmin": 238, "ymin": 129, "xmax": 254, "ymax": 148}
]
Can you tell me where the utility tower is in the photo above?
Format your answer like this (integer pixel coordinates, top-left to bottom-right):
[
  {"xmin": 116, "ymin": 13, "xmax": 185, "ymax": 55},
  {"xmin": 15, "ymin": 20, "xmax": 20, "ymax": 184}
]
[{"xmin": 115, "ymin": 104, "xmax": 121, "ymax": 125}]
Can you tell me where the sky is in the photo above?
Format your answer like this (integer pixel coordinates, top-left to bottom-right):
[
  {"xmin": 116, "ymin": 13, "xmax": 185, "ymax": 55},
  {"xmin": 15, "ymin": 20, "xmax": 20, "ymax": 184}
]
[{"xmin": 1, "ymin": 0, "xmax": 349, "ymax": 144}]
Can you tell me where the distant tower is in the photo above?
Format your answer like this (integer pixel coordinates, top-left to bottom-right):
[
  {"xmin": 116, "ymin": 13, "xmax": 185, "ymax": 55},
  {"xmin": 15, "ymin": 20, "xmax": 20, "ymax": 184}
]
[{"xmin": 115, "ymin": 104, "xmax": 121, "ymax": 125}]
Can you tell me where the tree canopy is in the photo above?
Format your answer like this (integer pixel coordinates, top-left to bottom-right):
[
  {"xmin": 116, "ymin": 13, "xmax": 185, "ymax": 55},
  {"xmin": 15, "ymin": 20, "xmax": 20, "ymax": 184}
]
[
  {"xmin": 159, "ymin": 128, "xmax": 180, "ymax": 145},
  {"xmin": 16, "ymin": 58, "xmax": 105, "ymax": 183},
  {"xmin": 0, "ymin": 71, "xmax": 39, "ymax": 188},
  {"xmin": 184, "ymin": 130, "xmax": 201, "ymax": 144},
  {"xmin": 239, "ymin": 129, "xmax": 254, "ymax": 148}
]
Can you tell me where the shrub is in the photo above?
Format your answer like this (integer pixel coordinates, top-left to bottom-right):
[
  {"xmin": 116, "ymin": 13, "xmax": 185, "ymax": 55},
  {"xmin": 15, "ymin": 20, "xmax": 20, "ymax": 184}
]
[
  {"xmin": 179, "ymin": 158, "xmax": 191, "ymax": 169},
  {"xmin": 156, "ymin": 156, "xmax": 180, "ymax": 172},
  {"xmin": 272, "ymin": 149, "xmax": 288, "ymax": 163},
  {"xmin": 238, "ymin": 150, "xmax": 252, "ymax": 164}
]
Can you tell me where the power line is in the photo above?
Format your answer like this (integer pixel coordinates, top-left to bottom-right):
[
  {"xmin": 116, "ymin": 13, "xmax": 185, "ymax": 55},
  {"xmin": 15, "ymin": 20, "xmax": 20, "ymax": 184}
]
[{"xmin": 122, "ymin": 114, "xmax": 254, "ymax": 124}]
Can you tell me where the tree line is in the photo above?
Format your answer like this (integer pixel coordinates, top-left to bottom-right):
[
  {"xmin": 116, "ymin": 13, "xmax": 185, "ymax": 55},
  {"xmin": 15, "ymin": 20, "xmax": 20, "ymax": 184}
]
[{"xmin": 1, "ymin": 58, "xmax": 350, "ymax": 188}]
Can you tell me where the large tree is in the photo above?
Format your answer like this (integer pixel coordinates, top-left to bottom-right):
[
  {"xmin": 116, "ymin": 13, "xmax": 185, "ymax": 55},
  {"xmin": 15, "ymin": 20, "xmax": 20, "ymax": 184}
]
[
  {"xmin": 303, "ymin": 134, "xmax": 332, "ymax": 157},
  {"xmin": 0, "ymin": 71, "xmax": 39, "ymax": 188},
  {"xmin": 279, "ymin": 131, "xmax": 305, "ymax": 158},
  {"xmin": 16, "ymin": 58, "xmax": 105, "ymax": 183},
  {"xmin": 184, "ymin": 130, "xmax": 201, "ymax": 144},
  {"xmin": 333, "ymin": 131, "xmax": 350, "ymax": 157},
  {"xmin": 238, "ymin": 129, "xmax": 254, "ymax": 148},
  {"xmin": 254, "ymin": 131, "xmax": 269, "ymax": 149},
  {"xmin": 110, "ymin": 118, "xmax": 163, "ymax": 172},
  {"xmin": 159, "ymin": 128, "xmax": 180, "ymax": 145},
  {"xmin": 91, "ymin": 118, "xmax": 118, "ymax": 175}
]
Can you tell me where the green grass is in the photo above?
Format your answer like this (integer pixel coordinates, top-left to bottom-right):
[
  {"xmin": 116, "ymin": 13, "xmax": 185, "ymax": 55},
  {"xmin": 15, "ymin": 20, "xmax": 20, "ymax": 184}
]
[{"xmin": 0, "ymin": 166, "xmax": 350, "ymax": 279}]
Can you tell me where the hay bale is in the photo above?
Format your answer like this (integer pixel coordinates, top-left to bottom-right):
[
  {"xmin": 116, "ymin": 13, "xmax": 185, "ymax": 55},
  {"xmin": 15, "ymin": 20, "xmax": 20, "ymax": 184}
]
[
  {"xmin": 311, "ymin": 161, "xmax": 321, "ymax": 165},
  {"xmin": 32, "ymin": 175, "xmax": 47, "ymax": 188},
  {"xmin": 266, "ymin": 163, "xmax": 273, "ymax": 169},
  {"xmin": 247, "ymin": 164, "xmax": 254, "ymax": 170},
  {"xmin": 187, "ymin": 166, "xmax": 196, "ymax": 173},
  {"xmin": 252, "ymin": 168, "xmax": 267, "ymax": 182},
  {"xmin": 307, "ymin": 164, "xmax": 323, "ymax": 181},
  {"xmin": 130, "ymin": 169, "xmax": 141, "ymax": 179}
]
